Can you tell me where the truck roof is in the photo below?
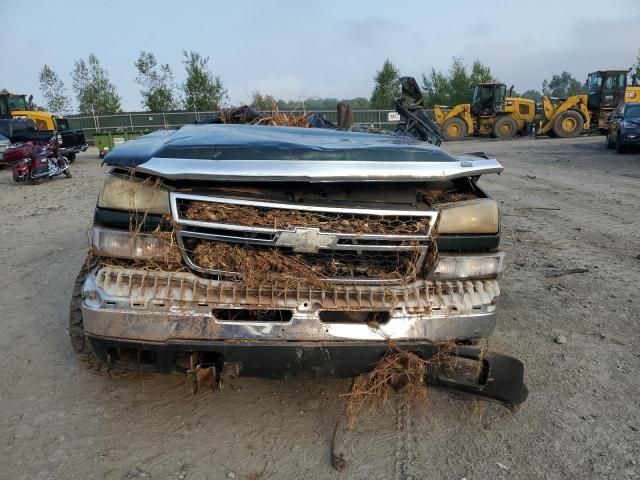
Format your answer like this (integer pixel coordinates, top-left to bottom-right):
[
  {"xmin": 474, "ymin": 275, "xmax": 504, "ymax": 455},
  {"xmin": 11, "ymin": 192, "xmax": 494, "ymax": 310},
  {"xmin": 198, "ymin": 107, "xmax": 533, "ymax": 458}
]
[{"xmin": 103, "ymin": 124, "xmax": 503, "ymax": 182}]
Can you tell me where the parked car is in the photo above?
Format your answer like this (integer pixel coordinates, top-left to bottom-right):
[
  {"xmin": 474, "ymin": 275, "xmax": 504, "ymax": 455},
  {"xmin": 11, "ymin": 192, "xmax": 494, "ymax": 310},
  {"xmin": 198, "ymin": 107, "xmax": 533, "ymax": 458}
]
[{"xmin": 606, "ymin": 102, "xmax": 640, "ymax": 153}]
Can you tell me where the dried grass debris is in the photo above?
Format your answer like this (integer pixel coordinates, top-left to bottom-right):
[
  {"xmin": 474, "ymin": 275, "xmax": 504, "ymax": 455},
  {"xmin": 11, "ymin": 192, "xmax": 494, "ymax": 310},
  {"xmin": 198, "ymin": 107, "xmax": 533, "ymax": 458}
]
[
  {"xmin": 193, "ymin": 242, "xmax": 328, "ymax": 289},
  {"xmin": 340, "ymin": 342, "xmax": 456, "ymax": 428},
  {"xmin": 421, "ymin": 189, "xmax": 480, "ymax": 205},
  {"xmin": 184, "ymin": 201, "xmax": 431, "ymax": 235}
]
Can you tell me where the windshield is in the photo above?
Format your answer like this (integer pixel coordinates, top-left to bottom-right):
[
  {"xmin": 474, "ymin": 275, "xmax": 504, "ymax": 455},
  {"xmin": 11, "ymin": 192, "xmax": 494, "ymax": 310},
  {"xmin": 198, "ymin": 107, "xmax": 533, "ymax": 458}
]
[
  {"xmin": 7, "ymin": 95, "xmax": 28, "ymax": 111},
  {"xmin": 472, "ymin": 85, "xmax": 505, "ymax": 112},
  {"xmin": 587, "ymin": 73, "xmax": 602, "ymax": 93},
  {"xmin": 625, "ymin": 104, "xmax": 640, "ymax": 119},
  {"xmin": 54, "ymin": 117, "xmax": 70, "ymax": 130}
]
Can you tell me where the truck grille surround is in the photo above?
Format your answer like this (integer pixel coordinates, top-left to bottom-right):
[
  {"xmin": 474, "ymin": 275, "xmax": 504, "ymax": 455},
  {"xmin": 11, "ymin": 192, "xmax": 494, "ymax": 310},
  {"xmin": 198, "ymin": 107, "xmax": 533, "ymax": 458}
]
[{"xmin": 170, "ymin": 192, "xmax": 439, "ymax": 284}]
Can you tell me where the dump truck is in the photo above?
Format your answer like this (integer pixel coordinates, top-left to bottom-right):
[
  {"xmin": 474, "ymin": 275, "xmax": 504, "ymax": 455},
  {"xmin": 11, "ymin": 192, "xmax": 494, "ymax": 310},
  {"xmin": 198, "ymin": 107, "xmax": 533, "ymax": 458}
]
[
  {"xmin": 0, "ymin": 92, "xmax": 87, "ymax": 162},
  {"xmin": 434, "ymin": 83, "xmax": 536, "ymax": 141}
]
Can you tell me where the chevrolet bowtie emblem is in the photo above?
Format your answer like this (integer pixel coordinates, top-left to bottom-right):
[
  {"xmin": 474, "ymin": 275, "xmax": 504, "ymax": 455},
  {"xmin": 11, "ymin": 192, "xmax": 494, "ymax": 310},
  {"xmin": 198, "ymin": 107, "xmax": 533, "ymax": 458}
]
[{"xmin": 275, "ymin": 227, "xmax": 336, "ymax": 253}]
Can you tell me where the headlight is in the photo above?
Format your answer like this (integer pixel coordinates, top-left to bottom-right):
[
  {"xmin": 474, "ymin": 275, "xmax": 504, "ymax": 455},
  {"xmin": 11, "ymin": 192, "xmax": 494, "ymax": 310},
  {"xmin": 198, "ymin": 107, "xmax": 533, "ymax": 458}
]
[
  {"xmin": 97, "ymin": 173, "xmax": 170, "ymax": 215},
  {"xmin": 437, "ymin": 199, "xmax": 499, "ymax": 234},
  {"xmin": 622, "ymin": 121, "xmax": 640, "ymax": 129},
  {"xmin": 91, "ymin": 226, "xmax": 177, "ymax": 260},
  {"xmin": 432, "ymin": 252, "xmax": 504, "ymax": 280}
]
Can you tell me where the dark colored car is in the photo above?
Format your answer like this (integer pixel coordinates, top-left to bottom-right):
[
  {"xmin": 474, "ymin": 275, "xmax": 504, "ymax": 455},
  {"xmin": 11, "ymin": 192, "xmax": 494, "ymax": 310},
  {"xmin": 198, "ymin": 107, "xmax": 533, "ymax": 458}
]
[{"xmin": 607, "ymin": 103, "xmax": 640, "ymax": 153}]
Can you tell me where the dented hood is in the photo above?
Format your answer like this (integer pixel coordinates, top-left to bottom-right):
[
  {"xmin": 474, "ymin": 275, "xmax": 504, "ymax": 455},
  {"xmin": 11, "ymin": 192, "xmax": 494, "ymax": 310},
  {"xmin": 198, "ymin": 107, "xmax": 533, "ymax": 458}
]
[{"xmin": 104, "ymin": 124, "xmax": 503, "ymax": 182}]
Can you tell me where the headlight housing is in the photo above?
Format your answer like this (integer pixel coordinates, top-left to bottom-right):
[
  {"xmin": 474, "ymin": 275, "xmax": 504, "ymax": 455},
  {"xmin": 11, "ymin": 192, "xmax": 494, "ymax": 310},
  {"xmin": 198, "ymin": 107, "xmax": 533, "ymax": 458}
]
[
  {"xmin": 437, "ymin": 199, "xmax": 499, "ymax": 234},
  {"xmin": 97, "ymin": 173, "xmax": 170, "ymax": 215},
  {"xmin": 432, "ymin": 252, "xmax": 504, "ymax": 280},
  {"xmin": 91, "ymin": 226, "xmax": 178, "ymax": 261}
]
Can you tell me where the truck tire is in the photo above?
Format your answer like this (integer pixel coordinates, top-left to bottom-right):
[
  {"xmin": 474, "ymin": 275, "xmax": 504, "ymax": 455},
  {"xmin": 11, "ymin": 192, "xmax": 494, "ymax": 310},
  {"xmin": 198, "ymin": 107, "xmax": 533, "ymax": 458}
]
[
  {"xmin": 552, "ymin": 110, "xmax": 583, "ymax": 138},
  {"xmin": 66, "ymin": 152, "xmax": 76, "ymax": 163},
  {"xmin": 69, "ymin": 256, "xmax": 99, "ymax": 364},
  {"xmin": 493, "ymin": 117, "xmax": 517, "ymax": 139},
  {"xmin": 441, "ymin": 117, "xmax": 467, "ymax": 141}
]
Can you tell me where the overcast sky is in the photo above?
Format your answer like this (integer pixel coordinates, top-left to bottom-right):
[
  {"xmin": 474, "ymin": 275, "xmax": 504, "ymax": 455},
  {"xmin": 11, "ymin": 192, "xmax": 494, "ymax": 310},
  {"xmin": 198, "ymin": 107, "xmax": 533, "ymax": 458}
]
[{"xmin": 2, "ymin": 0, "xmax": 639, "ymax": 111}]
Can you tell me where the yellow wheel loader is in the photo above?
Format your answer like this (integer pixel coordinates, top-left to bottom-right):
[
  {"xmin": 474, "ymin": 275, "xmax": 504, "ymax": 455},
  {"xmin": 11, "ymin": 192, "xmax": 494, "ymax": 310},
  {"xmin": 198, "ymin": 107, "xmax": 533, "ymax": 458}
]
[
  {"xmin": 585, "ymin": 70, "xmax": 640, "ymax": 132},
  {"xmin": 434, "ymin": 83, "xmax": 535, "ymax": 141},
  {"xmin": 538, "ymin": 94, "xmax": 590, "ymax": 138},
  {"xmin": 538, "ymin": 70, "xmax": 640, "ymax": 137}
]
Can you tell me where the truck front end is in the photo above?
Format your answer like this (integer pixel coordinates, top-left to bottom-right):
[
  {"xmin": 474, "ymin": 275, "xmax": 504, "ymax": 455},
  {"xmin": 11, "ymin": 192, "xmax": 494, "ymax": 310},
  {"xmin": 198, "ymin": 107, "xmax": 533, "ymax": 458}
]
[{"xmin": 72, "ymin": 124, "xmax": 527, "ymax": 409}]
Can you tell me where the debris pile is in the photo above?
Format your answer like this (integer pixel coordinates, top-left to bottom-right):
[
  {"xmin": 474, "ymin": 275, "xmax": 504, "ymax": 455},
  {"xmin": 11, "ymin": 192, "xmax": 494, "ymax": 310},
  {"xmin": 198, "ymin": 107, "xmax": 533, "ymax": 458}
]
[{"xmin": 199, "ymin": 103, "xmax": 311, "ymax": 128}]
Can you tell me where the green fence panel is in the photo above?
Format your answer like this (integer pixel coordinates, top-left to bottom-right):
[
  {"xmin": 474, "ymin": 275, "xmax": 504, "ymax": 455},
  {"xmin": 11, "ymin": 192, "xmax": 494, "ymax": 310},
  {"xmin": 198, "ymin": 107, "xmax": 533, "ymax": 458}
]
[{"xmin": 67, "ymin": 108, "xmax": 429, "ymax": 144}]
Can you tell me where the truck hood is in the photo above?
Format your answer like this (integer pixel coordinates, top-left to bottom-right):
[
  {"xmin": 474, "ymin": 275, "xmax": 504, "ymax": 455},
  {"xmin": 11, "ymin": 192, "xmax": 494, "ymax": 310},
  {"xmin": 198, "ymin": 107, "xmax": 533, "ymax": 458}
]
[{"xmin": 104, "ymin": 124, "xmax": 503, "ymax": 182}]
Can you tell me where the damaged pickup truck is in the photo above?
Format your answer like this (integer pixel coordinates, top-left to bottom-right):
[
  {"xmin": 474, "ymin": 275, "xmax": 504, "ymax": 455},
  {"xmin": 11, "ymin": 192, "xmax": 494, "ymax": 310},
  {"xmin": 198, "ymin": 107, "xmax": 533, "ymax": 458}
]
[{"xmin": 70, "ymin": 122, "xmax": 528, "ymax": 409}]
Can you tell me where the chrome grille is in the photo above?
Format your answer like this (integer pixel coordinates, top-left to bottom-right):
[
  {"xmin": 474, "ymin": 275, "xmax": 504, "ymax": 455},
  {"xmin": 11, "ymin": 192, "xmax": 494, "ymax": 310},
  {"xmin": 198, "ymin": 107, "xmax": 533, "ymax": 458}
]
[{"xmin": 170, "ymin": 192, "xmax": 438, "ymax": 284}]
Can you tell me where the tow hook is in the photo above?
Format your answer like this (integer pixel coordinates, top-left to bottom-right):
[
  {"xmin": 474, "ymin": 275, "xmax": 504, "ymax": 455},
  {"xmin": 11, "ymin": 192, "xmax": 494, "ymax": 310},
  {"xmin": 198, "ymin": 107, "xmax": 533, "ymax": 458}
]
[{"xmin": 188, "ymin": 353, "xmax": 223, "ymax": 393}]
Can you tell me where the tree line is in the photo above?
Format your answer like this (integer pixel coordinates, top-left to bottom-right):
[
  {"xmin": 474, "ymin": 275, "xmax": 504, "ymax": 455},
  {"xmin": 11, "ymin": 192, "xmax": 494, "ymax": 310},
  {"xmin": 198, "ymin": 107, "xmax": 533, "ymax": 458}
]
[
  {"xmin": 34, "ymin": 50, "xmax": 640, "ymax": 115},
  {"xmin": 38, "ymin": 51, "xmax": 226, "ymax": 115}
]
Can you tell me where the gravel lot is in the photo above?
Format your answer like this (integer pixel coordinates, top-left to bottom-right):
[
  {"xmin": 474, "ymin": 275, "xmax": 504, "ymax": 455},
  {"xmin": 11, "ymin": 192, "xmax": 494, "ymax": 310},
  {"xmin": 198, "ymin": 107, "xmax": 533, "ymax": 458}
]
[{"xmin": 1, "ymin": 135, "xmax": 638, "ymax": 480}]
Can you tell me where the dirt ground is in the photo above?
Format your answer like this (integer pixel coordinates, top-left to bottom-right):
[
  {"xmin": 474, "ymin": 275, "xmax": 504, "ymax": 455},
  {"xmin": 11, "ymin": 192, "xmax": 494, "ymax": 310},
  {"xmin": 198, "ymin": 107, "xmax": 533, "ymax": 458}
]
[{"xmin": 1, "ymin": 135, "xmax": 639, "ymax": 480}]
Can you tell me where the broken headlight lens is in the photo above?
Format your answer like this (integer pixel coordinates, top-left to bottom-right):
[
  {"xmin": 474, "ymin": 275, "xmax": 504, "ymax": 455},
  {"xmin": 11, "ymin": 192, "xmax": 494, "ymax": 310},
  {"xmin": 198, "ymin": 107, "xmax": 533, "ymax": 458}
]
[
  {"xmin": 437, "ymin": 199, "xmax": 499, "ymax": 234},
  {"xmin": 97, "ymin": 173, "xmax": 170, "ymax": 215},
  {"xmin": 432, "ymin": 252, "xmax": 504, "ymax": 280},
  {"xmin": 91, "ymin": 226, "xmax": 173, "ymax": 260}
]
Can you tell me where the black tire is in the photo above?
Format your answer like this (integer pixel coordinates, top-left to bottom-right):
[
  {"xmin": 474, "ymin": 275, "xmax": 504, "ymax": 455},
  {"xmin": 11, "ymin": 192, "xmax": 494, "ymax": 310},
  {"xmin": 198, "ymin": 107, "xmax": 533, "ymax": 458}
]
[
  {"xmin": 69, "ymin": 256, "xmax": 100, "ymax": 364},
  {"xmin": 29, "ymin": 176, "xmax": 44, "ymax": 186},
  {"xmin": 441, "ymin": 117, "xmax": 468, "ymax": 141},
  {"xmin": 66, "ymin": 152, "xmax": 76, "ymax": 163},
  {"xmin": 606, "ymin": 132, "xmax": 614, "ymax": 149},
  {"xmin": 493, "ymin": 116, "xmax": 518, "ymax": 139},
  {"xmin": 64, "ymin": 169, "xmax": 72, "ymax": 178},
  {"xmin": 616, "ymin": 134, "xmax": 627, "ymax": 154},
  {"xmin": 553, "ymin": 110, "xmax": 584, "ymax": 138}
]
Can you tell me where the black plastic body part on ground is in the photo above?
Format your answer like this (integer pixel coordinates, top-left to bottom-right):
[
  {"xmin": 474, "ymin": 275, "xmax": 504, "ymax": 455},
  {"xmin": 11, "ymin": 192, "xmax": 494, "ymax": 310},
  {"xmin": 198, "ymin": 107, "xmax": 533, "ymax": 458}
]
[{"xmin": 86, "ymin": 336, "xmax": 528, "ymax": 410}]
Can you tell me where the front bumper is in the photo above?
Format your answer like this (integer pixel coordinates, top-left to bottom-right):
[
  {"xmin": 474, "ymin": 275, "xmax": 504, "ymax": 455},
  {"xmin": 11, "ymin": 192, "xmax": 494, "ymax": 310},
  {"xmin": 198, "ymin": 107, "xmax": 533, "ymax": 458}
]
[
  {"xmin": 86, "ymin": 336, "xmax": 528, "ymax": 410},
  {"xmin": 81, "ymin": 266, "xmax": 527, "ymax": 408},
  {"xmin": 81, "ymin": 266, "xmax": 500, "ymax": 343}
]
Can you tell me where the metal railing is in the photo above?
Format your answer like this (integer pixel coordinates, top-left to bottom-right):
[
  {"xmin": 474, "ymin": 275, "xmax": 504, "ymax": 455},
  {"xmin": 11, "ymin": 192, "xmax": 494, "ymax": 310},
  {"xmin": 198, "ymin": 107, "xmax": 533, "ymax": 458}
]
[{"xmin": 67, "ymin": 109, "xmax": 425, "ymax": 138}]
